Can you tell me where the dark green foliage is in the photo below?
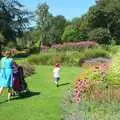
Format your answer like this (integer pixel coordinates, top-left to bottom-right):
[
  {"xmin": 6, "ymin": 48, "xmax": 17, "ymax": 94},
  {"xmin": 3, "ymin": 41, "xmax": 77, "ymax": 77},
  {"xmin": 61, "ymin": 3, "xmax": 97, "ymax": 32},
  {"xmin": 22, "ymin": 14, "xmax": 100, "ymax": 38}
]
[
  {"xmin": 0, "ymin": 0, "xmax": 30, "ymax": 41},
  {"xmin": 0, "ymin": 33, "xmax": 4, "ymax": 43},
  {"xmin": 50, "ymin": 15, "xmax": 67, "ymax": 44},
  {"xmin": 62, "ymin": 25, "xmax": 88, "ymax": 42},
  {"xmin": 88, "ymin": 28, "xmax": 111, "ymax": 44},
  {"xmin": 16, "ymin": 28, "xmax": 40, "ymax": 50},
  {"xmin": 29, "ymin": 46, "xmax": 40, "ymax": 54},
  {"xmin": 88, "ymin": 0, "xmax": 120, "ymax": 44}
]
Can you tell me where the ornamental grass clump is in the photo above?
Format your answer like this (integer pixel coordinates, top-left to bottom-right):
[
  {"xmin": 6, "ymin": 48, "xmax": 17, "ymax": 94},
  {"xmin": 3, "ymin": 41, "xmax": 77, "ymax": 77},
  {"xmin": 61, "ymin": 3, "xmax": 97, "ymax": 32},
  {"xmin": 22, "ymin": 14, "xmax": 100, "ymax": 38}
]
[{"xmin": 106, "ymin": 52, "xmax": 120, "ymax": 85}]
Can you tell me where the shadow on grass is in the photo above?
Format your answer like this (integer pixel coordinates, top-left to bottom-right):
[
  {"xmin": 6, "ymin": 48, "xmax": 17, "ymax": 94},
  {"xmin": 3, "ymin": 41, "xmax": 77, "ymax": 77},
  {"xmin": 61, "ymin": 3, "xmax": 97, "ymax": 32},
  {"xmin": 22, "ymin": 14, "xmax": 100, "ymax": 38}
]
[
  {"xmin": 11, "ymin": 91, "xmax": 40, "ymax": 101},
  {"xmin": 58, "ymin": 82, "xmax": 70, "ymax": 87},
  {"xmin": 0, "ymin": 91, "xmax": 40, "ymax": 104},
  {"xmin": 0, "ymin": 100, "xmax": 8, "ymax": 104}
]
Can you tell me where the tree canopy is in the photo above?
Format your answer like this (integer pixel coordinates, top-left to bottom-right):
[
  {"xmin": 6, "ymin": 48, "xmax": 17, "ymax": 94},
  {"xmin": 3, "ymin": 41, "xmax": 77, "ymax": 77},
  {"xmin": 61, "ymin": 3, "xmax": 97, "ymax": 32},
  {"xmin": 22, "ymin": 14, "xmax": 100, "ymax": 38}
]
[
  {"xmin": 1, "ymin": 0, "xmax": 120, "ymax": 51},
  {"xmin": 0, "ymin": 0, "xmax": 30, "ymax": 44},
  {"xmin": 87, "ymin": 0, "xmax": 120, "ymax": 43}
]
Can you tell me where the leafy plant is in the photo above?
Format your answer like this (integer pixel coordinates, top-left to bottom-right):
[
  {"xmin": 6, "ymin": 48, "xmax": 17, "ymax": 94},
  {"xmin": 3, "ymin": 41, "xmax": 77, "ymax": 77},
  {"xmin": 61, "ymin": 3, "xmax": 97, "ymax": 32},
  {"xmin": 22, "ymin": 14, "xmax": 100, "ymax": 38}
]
[
  {"xmin": 27, "ymin": 47, "xmax": 109, "ymax": 66},
  {"xmin": 105, "ymin": 52, "xmax": 120, "ymax": 84},
  {"xmin": 88, "ymin": 28, "xmax": 111, "ymax": 44},
  {"xmin": 20, "ymin": 62, "xmax": 35, "ymax": 77}
]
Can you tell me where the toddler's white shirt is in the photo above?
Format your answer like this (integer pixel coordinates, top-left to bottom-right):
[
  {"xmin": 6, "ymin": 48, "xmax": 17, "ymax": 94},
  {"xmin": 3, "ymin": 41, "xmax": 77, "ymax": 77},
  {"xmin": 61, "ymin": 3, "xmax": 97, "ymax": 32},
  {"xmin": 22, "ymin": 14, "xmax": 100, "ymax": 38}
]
[{"xmin": 53, "ymin": 67, "xmax": 60, "ymax": 78}]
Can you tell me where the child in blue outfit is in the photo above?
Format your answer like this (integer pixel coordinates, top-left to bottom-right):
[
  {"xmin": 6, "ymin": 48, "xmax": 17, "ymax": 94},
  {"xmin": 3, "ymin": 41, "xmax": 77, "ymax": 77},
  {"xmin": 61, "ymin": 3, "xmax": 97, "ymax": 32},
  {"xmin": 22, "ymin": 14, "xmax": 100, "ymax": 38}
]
[{"xmin": 53, "ymin": 63, "xmax": 60, "ymax": 87}]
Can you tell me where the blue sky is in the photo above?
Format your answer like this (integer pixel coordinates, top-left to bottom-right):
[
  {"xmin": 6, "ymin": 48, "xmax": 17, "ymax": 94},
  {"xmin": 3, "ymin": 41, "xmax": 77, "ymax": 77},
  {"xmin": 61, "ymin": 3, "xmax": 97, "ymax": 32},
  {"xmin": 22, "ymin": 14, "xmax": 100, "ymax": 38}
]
[{"xmin": 18, "ymin": 0, "xmax": 95, "ymax": 20}]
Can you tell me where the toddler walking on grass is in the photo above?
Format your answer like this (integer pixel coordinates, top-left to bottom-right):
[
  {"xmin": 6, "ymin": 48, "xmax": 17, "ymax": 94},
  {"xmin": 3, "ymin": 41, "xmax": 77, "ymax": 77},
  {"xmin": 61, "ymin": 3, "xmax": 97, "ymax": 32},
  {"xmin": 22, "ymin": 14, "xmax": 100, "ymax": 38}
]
[{"xmin": 53, "ymin": 63, "xmax": 60, "ymax": 87}]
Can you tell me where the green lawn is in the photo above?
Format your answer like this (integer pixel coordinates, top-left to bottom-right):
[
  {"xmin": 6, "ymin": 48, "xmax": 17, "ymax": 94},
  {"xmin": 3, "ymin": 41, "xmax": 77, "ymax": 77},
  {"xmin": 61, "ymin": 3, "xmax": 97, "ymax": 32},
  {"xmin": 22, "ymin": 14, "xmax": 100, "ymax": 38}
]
[{"xmin": 0, "ymin": 65, "xmax": 81, "ymax": 120}]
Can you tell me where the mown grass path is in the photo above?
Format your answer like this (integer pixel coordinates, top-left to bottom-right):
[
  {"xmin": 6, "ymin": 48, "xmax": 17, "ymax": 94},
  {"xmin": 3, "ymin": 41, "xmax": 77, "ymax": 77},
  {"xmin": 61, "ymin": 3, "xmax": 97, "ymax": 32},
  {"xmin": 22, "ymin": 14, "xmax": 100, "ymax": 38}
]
[{"xmin": 0, "ymin": 65, "xmax": 81, "ymax": 120}]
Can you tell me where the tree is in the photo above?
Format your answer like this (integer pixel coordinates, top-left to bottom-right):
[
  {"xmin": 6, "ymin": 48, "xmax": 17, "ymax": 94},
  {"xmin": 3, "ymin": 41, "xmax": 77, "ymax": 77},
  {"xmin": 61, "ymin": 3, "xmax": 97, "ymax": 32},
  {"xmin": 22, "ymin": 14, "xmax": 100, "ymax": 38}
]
[
  {"xmin": 36, "ymin": 3, "xmax": 67, "ymax": 46},
  {"xmin": 88, "ymin": 27, "xmax": 111, "ymax": 44},
  {"xmin": 0, "ymin": 0, "xmax": 30, "ymax": 43},
  {"xmin": 62, "ymin": 15, "xmax": 89, "ymax": 42},
  {"xmin": 62, "ymin": 25, "xmax": 78, "ymax": 42},
  {"xmin": 16, "ymin": 28, "xmax": 40, "ymax": 49},
  {"xmin": 0, "ymin": 33, "xmax": 5, "ymax": 56},
  {"xmin": 62, "ymin": 25, "xmax": 88, "ymax": 42},
  {"xmin": 36, "ymin": 3, "xmax": 52, "ymax": 47},
  {"xmin": 87, "ymin": 0, "xmax": 120, "ymax": 44},
  {"xmin": 49, "ymin": 15, "xmax": 67, "ymax": 44}
]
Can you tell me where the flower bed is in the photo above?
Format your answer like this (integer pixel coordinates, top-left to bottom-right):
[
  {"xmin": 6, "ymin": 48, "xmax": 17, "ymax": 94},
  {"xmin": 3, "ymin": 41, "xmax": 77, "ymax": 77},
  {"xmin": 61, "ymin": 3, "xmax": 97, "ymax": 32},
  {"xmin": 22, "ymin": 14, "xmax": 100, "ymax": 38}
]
[
  {"xmin": 61, "ymin": 52, "xmax": 120, "ymax": 120},
  {"xmin": 40, "ymin": 41, "xmax": 98, "ymax": 52},
  {"xmin": 72, "ymin": 62, "xmax": 110, "ymax": 103}
]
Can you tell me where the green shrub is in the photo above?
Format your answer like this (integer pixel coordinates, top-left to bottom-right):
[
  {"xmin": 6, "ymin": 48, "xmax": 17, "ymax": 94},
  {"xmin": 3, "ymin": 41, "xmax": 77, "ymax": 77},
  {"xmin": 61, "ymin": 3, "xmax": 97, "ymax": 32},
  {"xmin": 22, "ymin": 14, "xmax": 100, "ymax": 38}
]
[
  {"xmin": 88, "ymin": 27, "xmax": 111, "ymax": 44},
  {"xmin": 105, "ymin": 53, "xmax": 120, "ymax": 84},
  {"xmin": 101, "ymin": 45, "xmax": 119, "ymax": 55},
  {"xmin": 107, "ymin": 46, "xmax": 119, "ymax": 55},
  {"xmin": 62, "ymin": 25, "xmax": 81, "ymax": 42},
  {"xmin": 27, "ymin": 55, "xmax": 41, "ymax": 65},
  {"xmin": 85, "ymin": 48, "xmax": 108, "ymax": 58},
  {"xmin": 29, "ymin": 46, "xmax": 40, "ymax": 54},
  {"xmin": 38, "ymin": 53, "xmax": 53, "ymax": 65},
  {"xmin": 27, "ymin": 51, "xmax": 83, "ymax": 66},
  {"xmin": 79, "ymin": 48, "xmax": 109, "ymax": 65},
  {"xmin": 27, "ymin": 48, "xmax": 109, "ymax": 66},
  {"xmin": 19, "ymin": 62, "xmax": 35, "ymax": 77},
  {"xmin": 27, "ymin": 53, "xmax": 56, "ymax": 65}
]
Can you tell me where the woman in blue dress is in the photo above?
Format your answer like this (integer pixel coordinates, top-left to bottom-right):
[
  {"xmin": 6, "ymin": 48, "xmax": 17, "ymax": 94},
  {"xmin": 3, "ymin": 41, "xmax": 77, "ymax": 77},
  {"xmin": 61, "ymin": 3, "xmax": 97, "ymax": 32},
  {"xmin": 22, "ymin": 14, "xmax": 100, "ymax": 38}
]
[{"xmin": 0, "ymin": 51, "xmax": 13, "ymax": 100}]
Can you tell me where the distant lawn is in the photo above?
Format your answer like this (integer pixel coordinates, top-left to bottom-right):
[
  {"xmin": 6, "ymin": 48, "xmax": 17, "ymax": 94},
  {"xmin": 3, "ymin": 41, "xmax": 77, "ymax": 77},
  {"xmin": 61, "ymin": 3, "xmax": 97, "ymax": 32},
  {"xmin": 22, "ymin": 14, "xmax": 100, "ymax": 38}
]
[{"xmin": 0, "ymin": 65, "xmax": 81, "ymax": 120}]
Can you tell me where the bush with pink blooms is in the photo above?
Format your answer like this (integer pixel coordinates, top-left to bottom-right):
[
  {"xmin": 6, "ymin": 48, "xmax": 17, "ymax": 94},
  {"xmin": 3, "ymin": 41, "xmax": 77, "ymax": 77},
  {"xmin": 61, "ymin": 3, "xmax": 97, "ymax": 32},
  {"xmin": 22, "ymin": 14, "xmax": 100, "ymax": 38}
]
[
  {"xmin": 50, "ymin": 41, "xmax": 98, "ymax": 51},
  {"xmin": 61, "ymin": 59, "xmax": 120, "ymax": 120}
]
